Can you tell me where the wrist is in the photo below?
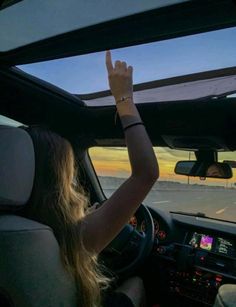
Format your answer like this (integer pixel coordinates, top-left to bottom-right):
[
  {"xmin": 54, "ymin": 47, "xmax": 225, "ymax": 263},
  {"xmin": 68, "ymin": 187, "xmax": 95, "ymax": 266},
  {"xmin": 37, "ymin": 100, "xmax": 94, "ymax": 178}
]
[
  {"xmin": 116, "ymin": 102, "xmax": 141, "ymax": 120},
  {"xmin": 118, "ymin": 114, "xmax": 143, "ymax": 130},
  {"xmin": 115, "ymin": 96, "xmax": 133, "ymax": 104}
]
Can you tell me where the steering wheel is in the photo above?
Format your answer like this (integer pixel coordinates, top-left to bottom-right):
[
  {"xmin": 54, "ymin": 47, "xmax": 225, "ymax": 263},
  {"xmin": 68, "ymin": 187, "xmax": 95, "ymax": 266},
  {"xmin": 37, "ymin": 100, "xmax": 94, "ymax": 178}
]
[{"xmin": 101, "ymin": 204, "xmax": 154, "ymax": 276}]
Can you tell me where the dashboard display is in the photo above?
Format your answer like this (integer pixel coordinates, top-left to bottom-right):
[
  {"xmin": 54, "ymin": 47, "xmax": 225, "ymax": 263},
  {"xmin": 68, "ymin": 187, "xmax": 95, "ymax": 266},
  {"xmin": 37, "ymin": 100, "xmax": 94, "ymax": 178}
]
[
  {"xmin": 189, "ymin": 233, "xmax": 213, "ymax": 251},
  {"xmin": 200, "ymin": 235, "xmax": 213, "ymax": 251},
  {"xmin": 189, "ymin": 232, "xmax": 236, "ymax": 257},
  {"xmin": 215, "ymin": 237, "xmax": 236, "ymax": 257}
]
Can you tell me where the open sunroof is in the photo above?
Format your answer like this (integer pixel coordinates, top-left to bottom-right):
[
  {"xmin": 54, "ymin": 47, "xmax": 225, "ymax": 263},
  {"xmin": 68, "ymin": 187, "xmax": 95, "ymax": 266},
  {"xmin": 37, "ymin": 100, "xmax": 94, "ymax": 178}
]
[{"xmin": 18, "ymin": 25, "xmax": 236, "ymax": 102}]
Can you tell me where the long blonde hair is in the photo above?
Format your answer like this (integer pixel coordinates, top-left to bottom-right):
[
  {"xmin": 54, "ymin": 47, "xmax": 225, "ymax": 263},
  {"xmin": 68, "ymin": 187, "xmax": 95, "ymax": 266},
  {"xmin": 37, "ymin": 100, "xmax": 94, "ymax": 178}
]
[{"xmin": 22, "ymin": 127, "xmax": 109, "ymax": 307}]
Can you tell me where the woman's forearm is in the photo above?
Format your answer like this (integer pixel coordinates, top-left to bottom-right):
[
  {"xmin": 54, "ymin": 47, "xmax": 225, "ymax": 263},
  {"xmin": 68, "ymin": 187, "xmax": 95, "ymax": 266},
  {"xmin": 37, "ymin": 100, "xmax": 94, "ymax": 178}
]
[
  {"xmin": 107, "ymin": 49, "xmax": 158, "ymax": 181},
  {"xmin": 117, "ymin": 100, "xmax": 159, "ymax": 181},
  {"xmin": 81, "ymin": 52, "xmax": 159, "ymax": 254}
]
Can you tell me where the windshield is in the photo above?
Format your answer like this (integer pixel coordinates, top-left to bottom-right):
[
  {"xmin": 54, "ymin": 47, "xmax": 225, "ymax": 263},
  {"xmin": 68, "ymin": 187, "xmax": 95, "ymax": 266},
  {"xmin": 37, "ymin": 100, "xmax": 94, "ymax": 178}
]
[{"xmin": 89, "ymin": 147, "xmax": 236, "ymax": 223}]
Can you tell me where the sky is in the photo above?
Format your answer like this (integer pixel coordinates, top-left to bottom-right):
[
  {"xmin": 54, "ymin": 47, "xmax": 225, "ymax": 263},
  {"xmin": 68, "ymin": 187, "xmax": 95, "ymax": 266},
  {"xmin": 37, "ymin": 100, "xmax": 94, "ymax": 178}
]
[
  {"xmin": 89, "ymin": 147, "xmax": 236, "ymax": 187},
  {"xmin": 19, "ymin": 27, "xmax": 236, "ymax": 94},
  {"xmin": 18, "ymin": 27, "xmax": 236, "ymax": 184}
]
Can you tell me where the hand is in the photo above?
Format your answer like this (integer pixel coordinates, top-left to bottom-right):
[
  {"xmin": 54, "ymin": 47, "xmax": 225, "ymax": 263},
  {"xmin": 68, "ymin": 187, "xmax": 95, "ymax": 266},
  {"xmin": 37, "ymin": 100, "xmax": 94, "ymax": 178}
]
[{"xmin": 105, "ymin": 50, "xmax": 133, "ymax": 103}]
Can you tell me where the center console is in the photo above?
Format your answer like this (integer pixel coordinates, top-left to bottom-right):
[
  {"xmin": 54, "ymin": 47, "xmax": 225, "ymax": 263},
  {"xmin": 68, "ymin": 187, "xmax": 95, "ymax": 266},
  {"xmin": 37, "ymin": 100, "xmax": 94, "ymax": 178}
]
[
  {"xmin": 155, "ymin": 232, "xmax": 236, "ymax": 306},
  {"xmin": 188, "ymin": 232, "xmax": 236, "ymax": 258},
  {"xmin": 168, "ymin": 268, "xmax": 225, "ymax": 305}
]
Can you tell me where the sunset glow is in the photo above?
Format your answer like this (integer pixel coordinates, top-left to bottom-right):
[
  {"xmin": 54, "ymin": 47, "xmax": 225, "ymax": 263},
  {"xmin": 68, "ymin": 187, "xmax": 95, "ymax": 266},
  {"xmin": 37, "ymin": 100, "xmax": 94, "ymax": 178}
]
[{"xmin": 89, "ymin": 147, "xmax": 236, "ymax": 186}]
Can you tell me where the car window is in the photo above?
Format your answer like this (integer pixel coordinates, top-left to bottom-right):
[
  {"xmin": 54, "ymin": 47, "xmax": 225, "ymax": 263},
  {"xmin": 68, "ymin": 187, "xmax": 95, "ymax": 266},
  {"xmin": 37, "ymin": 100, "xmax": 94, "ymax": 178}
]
[
  {"xmin": 0, "ymin": 114, "xmax": 22, "ymax": 127},
  {"xmin": 89, "ymin": 147, "xmax": 236, "ymax": 223}
]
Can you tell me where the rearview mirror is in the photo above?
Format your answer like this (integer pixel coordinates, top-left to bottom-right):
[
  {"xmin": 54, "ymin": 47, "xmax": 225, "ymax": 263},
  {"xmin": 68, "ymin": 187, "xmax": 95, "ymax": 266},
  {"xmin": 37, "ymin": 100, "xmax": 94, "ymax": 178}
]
[{"xmin": 175, "ymin": 161, "xmax": 233, "ymax": 179}]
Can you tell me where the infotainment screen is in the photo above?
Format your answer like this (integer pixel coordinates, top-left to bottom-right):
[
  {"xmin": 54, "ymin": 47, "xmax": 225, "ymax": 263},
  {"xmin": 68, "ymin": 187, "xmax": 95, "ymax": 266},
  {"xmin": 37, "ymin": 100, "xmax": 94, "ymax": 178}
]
[
  {"xmin": 189, "ymin": 232, "xmax": 236, "ymax": 257},
  {"xmin": 200, "ymin": 235, "xmax": 213, "ymax": 251},
  {"xmin": 215, "ymin": 237, "xmax": 236, "ymax": 257},
  {"xmin": 189, "ymin": 232, "xmax": 213, "ymax": 251}
]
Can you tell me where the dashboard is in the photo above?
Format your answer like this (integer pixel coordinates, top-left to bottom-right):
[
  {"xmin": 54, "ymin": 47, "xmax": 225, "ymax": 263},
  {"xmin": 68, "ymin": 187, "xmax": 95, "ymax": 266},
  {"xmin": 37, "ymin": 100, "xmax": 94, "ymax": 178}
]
[{"xmin": 129, "ymin": 207, "xmax": 236, "ymax": 307}]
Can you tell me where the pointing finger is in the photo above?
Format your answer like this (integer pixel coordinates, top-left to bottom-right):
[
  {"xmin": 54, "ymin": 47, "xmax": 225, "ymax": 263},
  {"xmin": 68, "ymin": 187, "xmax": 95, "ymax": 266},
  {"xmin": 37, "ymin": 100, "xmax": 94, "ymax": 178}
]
[
  {"xmin": 127, "ymin": 65, "xmax": 133, "ymax": 76},
  {"xmin": 106, "ymin": 50, "xmax": 113, "ymax": 73},
  {"xmin": 121, "ymin": 61, "xmax": 127, "ymax": 70}
]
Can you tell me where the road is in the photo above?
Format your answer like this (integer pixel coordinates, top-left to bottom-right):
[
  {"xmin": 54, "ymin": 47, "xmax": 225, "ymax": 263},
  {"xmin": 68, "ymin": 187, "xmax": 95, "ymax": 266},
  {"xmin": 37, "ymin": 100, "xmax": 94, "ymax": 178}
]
[{"xmin": 103, "ymin": 188, "xmax": 236, "ymax": 223}]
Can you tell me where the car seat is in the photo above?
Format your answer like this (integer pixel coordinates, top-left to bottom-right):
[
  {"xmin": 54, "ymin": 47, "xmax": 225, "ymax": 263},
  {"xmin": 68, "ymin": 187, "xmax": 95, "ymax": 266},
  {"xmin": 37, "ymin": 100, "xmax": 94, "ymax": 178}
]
[
  {"xmin": 214, "ymin": 284, "xmax": 236, "ymax": 307},
  {"xmin": 0, "ymin": 125, "xmax": 77, "ymax": 307}
]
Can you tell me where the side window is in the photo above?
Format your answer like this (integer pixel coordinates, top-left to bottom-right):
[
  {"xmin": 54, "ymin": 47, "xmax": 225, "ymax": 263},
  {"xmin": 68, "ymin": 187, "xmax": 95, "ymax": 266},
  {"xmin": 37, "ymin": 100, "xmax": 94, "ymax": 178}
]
[{"xmin": 0, "ymin": 114, "xmax": 22, "ymax": 127}]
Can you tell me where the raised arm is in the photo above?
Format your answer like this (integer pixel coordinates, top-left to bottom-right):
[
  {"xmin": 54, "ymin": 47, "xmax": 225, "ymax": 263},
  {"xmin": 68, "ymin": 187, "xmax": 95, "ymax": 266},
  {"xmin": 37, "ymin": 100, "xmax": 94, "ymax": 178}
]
[{"xmin": 81, "ymin": 51, "xmax": 159, "ymax": 253}]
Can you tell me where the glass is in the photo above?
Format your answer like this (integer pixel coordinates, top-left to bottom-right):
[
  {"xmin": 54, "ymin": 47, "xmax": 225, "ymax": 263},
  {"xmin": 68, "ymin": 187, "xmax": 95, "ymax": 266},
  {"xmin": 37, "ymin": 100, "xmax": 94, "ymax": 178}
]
[
  {"xmin": 89, "ymin": 147, "xmax": 236, "ymax": 223},
  {"xmin": 0, "ymin": 0, "xmax": 184, "ymax": 52},
  {"xmin": 0, "ymin": 114, "xmax": 22, "ymax": 127},
  {"xmin": 18, "ymin": 27, "xmax": 236, "ymax": 96}
]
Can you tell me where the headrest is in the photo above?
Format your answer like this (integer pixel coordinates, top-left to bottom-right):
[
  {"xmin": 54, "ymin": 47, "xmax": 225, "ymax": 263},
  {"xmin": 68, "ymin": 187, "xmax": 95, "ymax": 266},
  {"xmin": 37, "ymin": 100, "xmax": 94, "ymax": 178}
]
[{"xmin": 0, "ymin": 125, "xmax": 35, "ymax": 209}]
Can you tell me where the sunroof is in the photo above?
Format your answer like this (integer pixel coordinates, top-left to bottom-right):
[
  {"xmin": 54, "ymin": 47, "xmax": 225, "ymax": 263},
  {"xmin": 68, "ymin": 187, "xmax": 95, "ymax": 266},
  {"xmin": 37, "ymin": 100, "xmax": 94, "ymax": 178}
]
[
  {"xmin": 0, "ymin": 0, "xmax": 188, "ymax": 52},
  {"xmin": 18, "ymin": 27, "xmax": 236, "ymax": 102}
]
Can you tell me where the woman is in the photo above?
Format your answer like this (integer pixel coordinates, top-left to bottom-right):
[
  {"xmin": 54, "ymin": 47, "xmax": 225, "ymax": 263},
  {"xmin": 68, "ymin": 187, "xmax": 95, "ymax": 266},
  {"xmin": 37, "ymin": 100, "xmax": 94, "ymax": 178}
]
[{"xmin": 22, "ymin": 51, "xmax": 159, "ymax": 307}]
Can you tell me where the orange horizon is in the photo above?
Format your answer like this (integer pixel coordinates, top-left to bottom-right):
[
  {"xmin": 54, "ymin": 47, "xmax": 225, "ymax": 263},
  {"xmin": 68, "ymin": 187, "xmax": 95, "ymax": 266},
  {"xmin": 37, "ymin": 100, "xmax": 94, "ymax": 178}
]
[{"xmin": 89, "ymin": 147, "xmax": 236, "ymax": 185}]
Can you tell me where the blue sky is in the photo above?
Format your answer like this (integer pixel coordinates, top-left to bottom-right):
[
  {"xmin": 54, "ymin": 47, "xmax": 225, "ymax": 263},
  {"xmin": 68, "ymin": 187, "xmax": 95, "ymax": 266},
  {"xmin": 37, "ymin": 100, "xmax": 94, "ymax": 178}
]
[{"xmin": 19, "ymin": 27, "xmax": 236, "ymax": 94}]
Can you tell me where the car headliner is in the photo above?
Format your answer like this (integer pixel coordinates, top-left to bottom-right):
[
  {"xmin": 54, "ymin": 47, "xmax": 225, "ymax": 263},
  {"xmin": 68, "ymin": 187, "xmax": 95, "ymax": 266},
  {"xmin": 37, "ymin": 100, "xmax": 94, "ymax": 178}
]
[{"xmin": 0, "ymin": 0, "xmax": 235, "ymax": 151}]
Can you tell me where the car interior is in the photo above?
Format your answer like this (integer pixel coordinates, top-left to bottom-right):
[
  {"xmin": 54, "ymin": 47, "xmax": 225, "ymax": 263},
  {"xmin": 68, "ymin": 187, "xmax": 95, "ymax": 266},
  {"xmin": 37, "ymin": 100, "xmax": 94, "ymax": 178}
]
[{"xmin": 0, "ymin": 1, "xmax": 236, "ymax": 306}]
